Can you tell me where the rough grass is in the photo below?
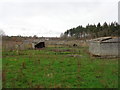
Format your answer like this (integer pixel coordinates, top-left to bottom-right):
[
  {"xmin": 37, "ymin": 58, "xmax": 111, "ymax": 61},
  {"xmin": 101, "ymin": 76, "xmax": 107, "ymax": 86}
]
[{"xmin": 2, "ymin": 46, "xmax": 118, "ymax": 88}]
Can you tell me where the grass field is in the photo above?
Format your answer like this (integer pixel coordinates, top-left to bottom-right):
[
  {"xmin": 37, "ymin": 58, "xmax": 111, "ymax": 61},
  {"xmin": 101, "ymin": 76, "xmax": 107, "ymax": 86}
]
[{"xmin": 2, "ymin": 46, "xmax": 118, "ymax": 88}]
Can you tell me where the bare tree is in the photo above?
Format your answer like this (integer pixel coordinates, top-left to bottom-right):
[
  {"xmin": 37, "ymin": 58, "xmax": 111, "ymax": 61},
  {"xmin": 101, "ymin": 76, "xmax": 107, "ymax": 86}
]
[{"xmin": 0, "ymin": 29, "xmax": 5, "ymax": 36}]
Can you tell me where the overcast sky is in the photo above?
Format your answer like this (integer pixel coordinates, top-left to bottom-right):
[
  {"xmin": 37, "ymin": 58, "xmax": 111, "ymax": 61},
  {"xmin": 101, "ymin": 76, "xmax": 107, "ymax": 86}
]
[{"xmin": 0, "ymin": 0, "xmax": 119, "ymax": 37}]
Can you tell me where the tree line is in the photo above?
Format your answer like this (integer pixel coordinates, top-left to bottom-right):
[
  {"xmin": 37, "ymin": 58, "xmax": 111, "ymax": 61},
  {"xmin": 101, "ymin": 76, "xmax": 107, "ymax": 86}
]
[{"xmin": 61, "ymin": 22, "xmax": 120, "ymax": 39}]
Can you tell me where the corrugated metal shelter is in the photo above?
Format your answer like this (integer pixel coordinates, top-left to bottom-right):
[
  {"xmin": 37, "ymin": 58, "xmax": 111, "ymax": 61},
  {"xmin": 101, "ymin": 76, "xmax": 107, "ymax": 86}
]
[
  {"xmin": 34, "ymin": 42, "xmax": 45, "ymax": 49},
  {"xmin": 32, "ymin": 39, "xmax": 45, "ymax": 49},
  {"xmin": 16, "ymin": 39, "xmax": 45, "ymax": 50},
  {"xmin": 89, "ymin": 37, "xmax": 120, "ymax": 57}
]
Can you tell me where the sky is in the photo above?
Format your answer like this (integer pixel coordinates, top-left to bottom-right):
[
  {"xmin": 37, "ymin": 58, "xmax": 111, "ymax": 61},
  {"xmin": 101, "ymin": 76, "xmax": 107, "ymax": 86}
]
[{"xmin": 0, "ymin": 0, "xmax": 119, "ymax": 37}]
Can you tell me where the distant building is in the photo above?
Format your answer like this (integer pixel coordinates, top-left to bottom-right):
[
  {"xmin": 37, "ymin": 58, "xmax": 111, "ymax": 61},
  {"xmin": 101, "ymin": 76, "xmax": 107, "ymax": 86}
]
[
  {"xmin": 89, "ymin": 37, "xmax": 120, "ymax": 58},
  {"xmin": 32, "ymin": 39, "xmax": 45, "ymax": 49},
  {"xmin": 19, "ymin": 39, "xmax": 45, "ymax": 50}
]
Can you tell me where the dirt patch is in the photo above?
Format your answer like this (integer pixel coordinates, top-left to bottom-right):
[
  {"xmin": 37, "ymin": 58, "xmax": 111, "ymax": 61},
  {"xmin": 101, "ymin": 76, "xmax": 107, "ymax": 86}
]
[
  {"xmin": 67, "ymin": 54, "xmax": 82, "ymax": 57},
  {"xmin": 90, "ymin": 54, "xmax": 119, "ymax": 59},
  {"xmin": 50, "ymin": 49, "xmax": 76, "ymax": 53}
]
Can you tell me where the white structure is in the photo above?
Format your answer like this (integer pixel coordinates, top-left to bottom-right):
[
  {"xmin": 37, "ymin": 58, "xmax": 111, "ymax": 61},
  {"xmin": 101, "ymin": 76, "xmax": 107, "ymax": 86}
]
[{"xmin": 89, "ymin": 37, "xmax": 120, "ymax": 58}]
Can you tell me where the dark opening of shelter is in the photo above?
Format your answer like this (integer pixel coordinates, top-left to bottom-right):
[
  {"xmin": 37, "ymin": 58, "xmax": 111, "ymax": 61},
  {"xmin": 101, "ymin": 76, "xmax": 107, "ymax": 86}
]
[{"xmin": 35, "ymin": 42, "xmax": 45, "ymax": 49}]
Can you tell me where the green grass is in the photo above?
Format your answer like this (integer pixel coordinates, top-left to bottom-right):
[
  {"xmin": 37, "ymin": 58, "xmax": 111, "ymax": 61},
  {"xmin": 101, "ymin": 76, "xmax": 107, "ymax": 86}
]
[{"xmin": 2, "ymin": 46, "xmax": 118, "ymax": 88}]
